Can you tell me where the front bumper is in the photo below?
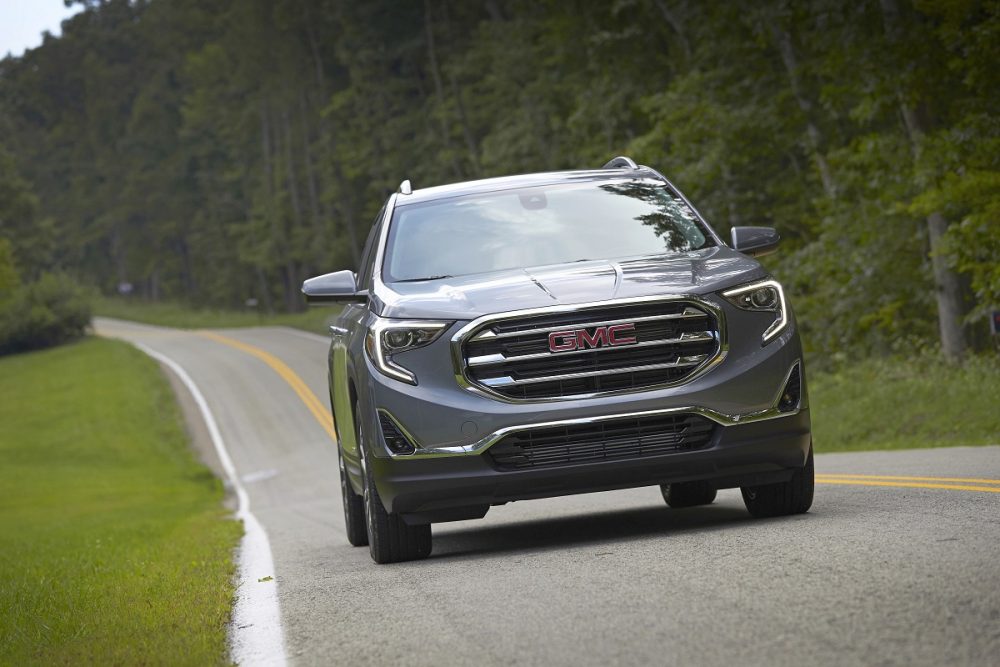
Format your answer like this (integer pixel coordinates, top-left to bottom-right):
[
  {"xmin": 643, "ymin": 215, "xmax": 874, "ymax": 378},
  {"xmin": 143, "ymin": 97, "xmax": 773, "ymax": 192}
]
[{"xmin": 373, "ymin": 408, "xmax": 811, "ymax": 520}]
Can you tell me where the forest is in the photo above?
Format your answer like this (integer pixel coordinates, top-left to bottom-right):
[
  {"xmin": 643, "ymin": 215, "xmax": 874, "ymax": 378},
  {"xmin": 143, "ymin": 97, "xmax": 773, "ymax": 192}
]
[{"xmin": 0, "ymin": 0, "xmax": 997, "ymax": 362}]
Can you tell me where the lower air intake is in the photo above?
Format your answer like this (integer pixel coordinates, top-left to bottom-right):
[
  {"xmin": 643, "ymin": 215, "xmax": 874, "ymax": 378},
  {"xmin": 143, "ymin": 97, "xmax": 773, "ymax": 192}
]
[{"xmin": 487, "ymin": 413, "xmax": 714, "ymax": 471}]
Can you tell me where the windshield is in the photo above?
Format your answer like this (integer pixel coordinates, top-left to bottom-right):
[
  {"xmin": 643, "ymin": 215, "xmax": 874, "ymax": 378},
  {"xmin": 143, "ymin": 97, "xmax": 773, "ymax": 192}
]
[{"xmin": 382, "ymin": 178, "xmax": 714, "ymax": 282}]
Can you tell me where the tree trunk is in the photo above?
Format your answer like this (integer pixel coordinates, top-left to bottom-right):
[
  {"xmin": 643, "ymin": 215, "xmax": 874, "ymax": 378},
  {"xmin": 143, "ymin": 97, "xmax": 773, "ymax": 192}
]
[
  {"xmin": 255, "ymin": 266, "xmax": 273, "ymax": 315},
  {"xmin": 450, "ymin": 73, "xmax": 480, "ymax": 176},
  {"xmin": 284, "ymin": 261, "xmax": 299, "ymax": 312},
  {"xmin": 423, "ymin": 0, "xmax": 464, "ymax": 179},
  {"xmin": 280, "ymin": 107, "xmax": 307, "ymax": 312},
  {"xmin": 282, "ymin": 107, "xmax": 306, "ymax": 238},
  {"xmin": 484, "ymin": 0, "xmax": 504, "ymax": 22},
  {"xmin": 770, "ymin": 23, "xmax": 837, "ymax": 199},
  {"xmin": 652, "ymin": 0, "xmax": 691, "ymax": 60},
  {"xmin": 722, "ymin": 164, "xmax": 741, "ymax": 228},
  {"xmin": 178, "ymin": 237, "xmax": 195, "ymax": 298},
  {"xmin": 298, "ymin": 93, "xmax": 323, "ymax": 234},
  {"xmin": 880, "ymin": 0, "xmax": 966, "ymax": 362}
]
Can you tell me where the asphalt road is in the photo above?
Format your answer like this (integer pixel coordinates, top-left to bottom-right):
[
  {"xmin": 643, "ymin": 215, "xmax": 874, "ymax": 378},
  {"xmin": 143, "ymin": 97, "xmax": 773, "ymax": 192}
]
[{"xmin": 95, "ymin": 318, "xmax": 1000, "ymax": 667}]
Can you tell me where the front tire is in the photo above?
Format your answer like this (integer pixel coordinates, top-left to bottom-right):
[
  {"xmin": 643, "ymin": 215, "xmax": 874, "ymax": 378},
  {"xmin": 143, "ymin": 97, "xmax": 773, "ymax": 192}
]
[
  {"xmin": 741, "ymin": 444, "xmax": 815, "ymax": 518},
  {"xmin": 338, "ymin": 445, "xmax": 367, "ymax": 547},
  {"xmin": 661, "ymin": 481, "xmax": 717, "ymax": 508},
  {"xmin": 357, "ymin": 407, "xmax": 431, "ymax": 564}
]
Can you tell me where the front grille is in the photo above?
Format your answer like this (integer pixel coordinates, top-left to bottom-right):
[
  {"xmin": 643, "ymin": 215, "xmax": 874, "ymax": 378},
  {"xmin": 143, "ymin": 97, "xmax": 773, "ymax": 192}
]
[
  {"xmin": 461, "ymin": 299, "xmax": 720, "ymax": 399},
  {"xmin": 487, "ymin": 413, "xmax": 715, "ymax": 471}
]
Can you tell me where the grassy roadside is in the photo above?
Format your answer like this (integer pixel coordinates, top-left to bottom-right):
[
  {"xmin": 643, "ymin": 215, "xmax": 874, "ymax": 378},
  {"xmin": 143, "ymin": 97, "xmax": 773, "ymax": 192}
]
[
  {"xmin": 810, "ymin": 353, "xmax": 1000, "ymax": 452},
  {"xmin": 0, "ymin": 338, "xmax": 241, "ymax": 665},
  {"xmin": 94, "ymin": 295, "xmax": 339, "ymax": 334}
]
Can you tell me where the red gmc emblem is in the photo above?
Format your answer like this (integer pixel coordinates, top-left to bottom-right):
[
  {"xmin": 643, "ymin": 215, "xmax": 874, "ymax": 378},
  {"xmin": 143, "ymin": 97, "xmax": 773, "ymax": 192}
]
[{"xmin": 548, "ymin": 323, "xmax": 638, "ymax": 353}]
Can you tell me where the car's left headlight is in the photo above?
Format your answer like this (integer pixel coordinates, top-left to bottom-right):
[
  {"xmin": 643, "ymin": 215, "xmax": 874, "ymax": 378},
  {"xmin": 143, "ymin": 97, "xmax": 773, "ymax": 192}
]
[
  {"xmin": 365, "ymin": 318, "xmax": 451, "ymax": 384},
  {"xmin": 721, "ymin": 278, "xmax": 788, "ymax": 344}
]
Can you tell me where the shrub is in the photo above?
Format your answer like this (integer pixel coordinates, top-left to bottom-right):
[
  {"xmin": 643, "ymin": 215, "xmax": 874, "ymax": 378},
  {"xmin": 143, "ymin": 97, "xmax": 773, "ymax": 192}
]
[{"xmin": 0, "ymin": 273, "xmax": 92, "ymax": 355}]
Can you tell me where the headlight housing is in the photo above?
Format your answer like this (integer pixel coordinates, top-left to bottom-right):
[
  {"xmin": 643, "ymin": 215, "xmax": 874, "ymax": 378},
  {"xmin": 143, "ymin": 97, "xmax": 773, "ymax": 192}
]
[
  {"xmin": 365, "ymin": 318, "xmax": 451, "ymax": 384},
  {"xmin": 721, "ymin": 278, "xmax": 788, "ymax": 344}
]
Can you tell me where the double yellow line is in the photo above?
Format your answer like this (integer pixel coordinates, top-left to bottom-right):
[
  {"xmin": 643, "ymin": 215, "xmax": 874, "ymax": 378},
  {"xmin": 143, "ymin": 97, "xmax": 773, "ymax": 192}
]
[
  {"xmin": 199, "ymin": 331, "xmax": 337, "ymax": 443},
  {"xmin": 817, "ymin": 474, "xmax": 1000, "ymax": 494},
  {"xmin": 199, "ymin": 331, "xmax": 1000, "ymax": 496}
]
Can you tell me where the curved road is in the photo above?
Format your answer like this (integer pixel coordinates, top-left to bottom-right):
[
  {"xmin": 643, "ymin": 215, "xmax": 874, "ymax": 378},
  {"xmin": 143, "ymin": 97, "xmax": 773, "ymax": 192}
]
[{"xmin": 96, "ymin": 318, "xmax": 1000, "ymax": 666}]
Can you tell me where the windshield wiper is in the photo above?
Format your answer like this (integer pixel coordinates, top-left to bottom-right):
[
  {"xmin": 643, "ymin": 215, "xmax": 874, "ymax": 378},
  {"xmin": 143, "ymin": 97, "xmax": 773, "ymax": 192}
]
[{"xmin": 393, "ymin": 275, "xmax": 453, "ymax": 283}]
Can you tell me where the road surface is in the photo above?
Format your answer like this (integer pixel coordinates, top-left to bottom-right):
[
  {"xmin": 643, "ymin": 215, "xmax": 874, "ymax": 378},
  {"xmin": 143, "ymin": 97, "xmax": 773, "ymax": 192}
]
[{"xmin": 95, "ymin": 318, "xmax": 1000, "ymax": 667}]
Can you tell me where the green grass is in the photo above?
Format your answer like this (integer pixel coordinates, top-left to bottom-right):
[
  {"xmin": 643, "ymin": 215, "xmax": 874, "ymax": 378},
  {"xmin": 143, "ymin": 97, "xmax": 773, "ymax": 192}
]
[
  {"xmin": 0, "ymin": 338, "xmax": 241, "ymax": 666},
  {"xmin": 810, "ymin": 353, "xmax": 1000, "ymax": 452},
  {"xmin": 94, "ymin": 296, "xmax": 339, "ymax": 334}
]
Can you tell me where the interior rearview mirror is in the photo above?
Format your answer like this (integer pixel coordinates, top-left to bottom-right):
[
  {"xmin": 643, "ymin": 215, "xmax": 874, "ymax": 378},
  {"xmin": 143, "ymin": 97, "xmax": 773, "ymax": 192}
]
[
  {"xmin": 730, "ymin": 226, "xmax": 780, "ymax": 257},
  {"xmin": 302, "ymin": 270, "xmax": 365, "ymax": 304}
]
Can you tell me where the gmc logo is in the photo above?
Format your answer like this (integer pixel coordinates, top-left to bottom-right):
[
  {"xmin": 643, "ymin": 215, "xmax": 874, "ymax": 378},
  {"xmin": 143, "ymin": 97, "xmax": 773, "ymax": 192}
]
[{"xmin": 548, "ymin": 323, "xmax": 638, "ymax": 353}]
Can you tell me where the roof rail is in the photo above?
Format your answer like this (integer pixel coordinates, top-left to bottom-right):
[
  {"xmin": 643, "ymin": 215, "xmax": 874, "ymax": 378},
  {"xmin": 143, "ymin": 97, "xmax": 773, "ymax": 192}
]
[
  {"xmin": 398, "ymin": 179, "xmax": 413, "ymax": 195},
  {"xmin": 602, "ymin": 156, "xmax": 638, "ymax": 170}
]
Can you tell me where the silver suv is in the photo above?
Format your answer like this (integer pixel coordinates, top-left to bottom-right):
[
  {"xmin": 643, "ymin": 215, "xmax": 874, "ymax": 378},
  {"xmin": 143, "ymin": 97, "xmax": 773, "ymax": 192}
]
[{"xmin": 304, "ymin": 157, "xmax": 813, "ymax": 564}]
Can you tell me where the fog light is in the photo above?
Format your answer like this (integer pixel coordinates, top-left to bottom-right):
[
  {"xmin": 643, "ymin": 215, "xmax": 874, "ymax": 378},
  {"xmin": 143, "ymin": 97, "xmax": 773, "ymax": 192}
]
[
  {"xmin": 377, "ymin": 411, "xmax": 417, "ymax": 455},
  {"xmin": 777, "ymin": 364, "xmax": 801, "ymax": 413}
]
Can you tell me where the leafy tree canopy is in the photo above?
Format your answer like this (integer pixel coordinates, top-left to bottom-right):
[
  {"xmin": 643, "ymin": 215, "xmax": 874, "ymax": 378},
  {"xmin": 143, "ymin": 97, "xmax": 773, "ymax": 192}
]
[{"xmin": 0, "ymin": 0, "xmax": 997, "ymax": 361}]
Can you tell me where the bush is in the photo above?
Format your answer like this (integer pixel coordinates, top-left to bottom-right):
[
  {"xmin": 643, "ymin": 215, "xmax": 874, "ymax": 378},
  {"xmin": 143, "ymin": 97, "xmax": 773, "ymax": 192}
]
[{"xmin": 0, "ymin": 273, "xmax": 92, "ymax": 355}]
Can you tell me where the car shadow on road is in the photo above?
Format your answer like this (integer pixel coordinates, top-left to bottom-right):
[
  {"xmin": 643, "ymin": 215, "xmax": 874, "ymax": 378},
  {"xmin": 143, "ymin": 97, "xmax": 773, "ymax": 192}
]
[{"xmin": 430, "ymin": 502, "xmax": 766, "ymax": 561}]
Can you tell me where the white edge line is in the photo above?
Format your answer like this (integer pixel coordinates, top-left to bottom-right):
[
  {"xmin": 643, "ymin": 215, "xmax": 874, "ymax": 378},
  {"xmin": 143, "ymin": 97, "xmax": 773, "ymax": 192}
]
[{"xmin": 134, "ymin": 342, "xmax": 288, "ymax": 667}]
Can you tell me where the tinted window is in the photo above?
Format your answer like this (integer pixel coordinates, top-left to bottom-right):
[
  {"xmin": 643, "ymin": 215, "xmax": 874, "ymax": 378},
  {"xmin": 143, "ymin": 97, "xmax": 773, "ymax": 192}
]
[{"xmin": 383, "ymin": 179, "xmax": 713, "ymax": 282}]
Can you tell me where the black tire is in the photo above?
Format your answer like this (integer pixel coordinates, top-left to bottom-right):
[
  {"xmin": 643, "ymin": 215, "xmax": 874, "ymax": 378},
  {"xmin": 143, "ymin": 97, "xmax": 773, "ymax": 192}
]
[
  {"xmin": 741, "ymin": 445, "xmax": 815, "ymax": 518},
  {"xmin": 338, "ymin": 444, "xmax": 368, "ymax": 547},
  {"xmin": 357, "ymin": 407, "xmax": 432, "ymax": 564},
  {"xmin": 661, "ymin": 481, "xmax": 717, "ymax": 508}
]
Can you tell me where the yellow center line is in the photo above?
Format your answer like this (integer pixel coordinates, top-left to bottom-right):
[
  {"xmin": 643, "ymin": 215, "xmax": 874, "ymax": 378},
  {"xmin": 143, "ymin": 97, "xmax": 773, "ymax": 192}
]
[
  {"xmin": 199, "ymin": 331, "xmax": 337, "ymax": 443},
  {"xmin": 818, "ymin": 473, "xmax": 1000, "ymax": 485},
  {"xmin": 817, "ymin": 478, "xmax": 1000, "ymax": 494}
]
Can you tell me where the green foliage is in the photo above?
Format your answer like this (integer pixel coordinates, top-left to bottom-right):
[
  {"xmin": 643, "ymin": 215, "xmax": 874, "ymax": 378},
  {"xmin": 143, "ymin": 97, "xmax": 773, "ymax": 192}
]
[
  {"xmin": 0, "ymin": 0, "xmax": 997, "ymax": 356},
  {"xmin": 94, "ymin": 295, "xmax": 339, "ymax": 334},
  {"xmin": 0, "ymin": 337, "xmax": 241, "ymax": 665},
  {"xmin": 810, "ymin": 353, "xmax": 1000, "ymax": 451},
  {"xmin": 0, "ymin": 238, "xmax": 18, "ymax": 299},
  {"xmin": 0, "ymin": 274, "xmax": 92, "ymax": 356},
  {"xmin": 0, "ymin": 147, "xmax": 54, "ymax": 283}
]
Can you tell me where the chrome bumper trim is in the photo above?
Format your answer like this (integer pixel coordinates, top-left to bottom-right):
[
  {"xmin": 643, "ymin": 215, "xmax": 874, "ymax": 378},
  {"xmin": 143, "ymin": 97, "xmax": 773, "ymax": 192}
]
[{"xmin": 383, "ymin": 359, "xmax": 802, "ymax": 459}]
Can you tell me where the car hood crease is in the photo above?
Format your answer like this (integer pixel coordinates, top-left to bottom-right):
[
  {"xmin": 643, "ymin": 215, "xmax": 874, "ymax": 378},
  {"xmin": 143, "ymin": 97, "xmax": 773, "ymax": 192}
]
[{"xmin": 375, "ymin": 247, "xmax": 766, "ymax": 320}]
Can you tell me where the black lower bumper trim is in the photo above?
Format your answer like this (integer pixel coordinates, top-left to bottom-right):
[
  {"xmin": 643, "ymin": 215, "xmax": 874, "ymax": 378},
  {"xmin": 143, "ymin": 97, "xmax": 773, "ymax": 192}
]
[{"xmin": 372, "ymin": 409, "xmax": 811, "ymax": 518}]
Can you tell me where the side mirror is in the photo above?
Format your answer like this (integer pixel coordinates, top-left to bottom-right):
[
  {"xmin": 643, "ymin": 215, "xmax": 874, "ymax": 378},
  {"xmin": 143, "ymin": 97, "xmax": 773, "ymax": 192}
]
[
  {"xmin": 302, "ymin": 270, "xmax": 366, "ymax": 304},
  {"xmin": 730, "ymin": 226, "xmax": 780, "ymax": 257}
]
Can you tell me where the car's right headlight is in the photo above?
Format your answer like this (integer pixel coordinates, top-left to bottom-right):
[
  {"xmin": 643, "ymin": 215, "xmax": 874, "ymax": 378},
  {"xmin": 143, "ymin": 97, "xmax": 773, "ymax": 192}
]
[
  {"xmin": 364, "ymin": 318, "xmax": 451, "ymax": 384},
  {"xmin": 721, "ymin": 278, "xmax": 788, "ymax": 345}
]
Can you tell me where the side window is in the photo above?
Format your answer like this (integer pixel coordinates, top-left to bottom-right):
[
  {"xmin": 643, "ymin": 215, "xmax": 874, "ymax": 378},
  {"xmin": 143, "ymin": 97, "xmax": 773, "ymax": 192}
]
[{"xmin": 356, "ymin": 204, "xmax": 387, "ymax": 291}]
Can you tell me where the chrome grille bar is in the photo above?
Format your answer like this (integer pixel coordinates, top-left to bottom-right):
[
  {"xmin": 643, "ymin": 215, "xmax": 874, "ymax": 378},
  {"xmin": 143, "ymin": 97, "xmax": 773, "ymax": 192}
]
[
  {"xmin": 479, "ymin": 355, "xmax": 709, "ymax": 388},
  {"xmin": 470, "ymin": 307, "xmax": 706, "ymax": 341},
  {"xmin": 466, "ymin": 331, "xmax": 716, "ymax": 367}
]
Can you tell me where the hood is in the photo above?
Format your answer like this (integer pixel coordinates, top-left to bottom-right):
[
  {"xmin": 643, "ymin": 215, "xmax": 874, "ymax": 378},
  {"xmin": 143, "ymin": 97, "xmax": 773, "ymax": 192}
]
[{"xmin": 374, "ymin": 246, "xmax": 766, "ymax": 320}]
